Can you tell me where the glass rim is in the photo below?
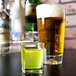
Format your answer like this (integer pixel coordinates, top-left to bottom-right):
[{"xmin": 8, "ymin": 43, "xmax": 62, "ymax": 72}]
[
  {"xmin": 21, "ymin": 42, "xmax": 44, "ymax": 44},
  {"xmin": 21, "ymin": 42, "xmax": 44, "ymax": 49}
]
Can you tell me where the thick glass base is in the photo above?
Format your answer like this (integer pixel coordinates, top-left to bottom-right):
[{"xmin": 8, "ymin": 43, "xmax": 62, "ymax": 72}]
[
  {"xmin": 44, "ymin": 54, "xmax": 63, "ymax": 65},
  {"xmin": 22, "ymin": 68, "xmax": 43, "ymax": 74},
  {"xmin": 21, "ymin": 72, "xmax": 43, "ymax": 76}
]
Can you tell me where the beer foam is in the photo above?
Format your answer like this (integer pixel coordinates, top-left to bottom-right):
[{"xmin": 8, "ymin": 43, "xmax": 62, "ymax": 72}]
[{"xmin": 36, "ymin": 4, "xmax": 65, "ymax": 18}]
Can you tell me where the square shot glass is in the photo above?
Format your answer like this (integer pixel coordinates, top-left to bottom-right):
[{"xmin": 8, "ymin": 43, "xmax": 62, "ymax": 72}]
[{"xmin": 21, "ymin": 42, "xmax": 44, "ymax": 74}]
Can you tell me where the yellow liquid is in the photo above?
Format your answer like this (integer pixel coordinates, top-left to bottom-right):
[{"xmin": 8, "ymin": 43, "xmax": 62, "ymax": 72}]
[{"xmin": 21, "ymin": 48, "xmax": 43, "ymax": 69}]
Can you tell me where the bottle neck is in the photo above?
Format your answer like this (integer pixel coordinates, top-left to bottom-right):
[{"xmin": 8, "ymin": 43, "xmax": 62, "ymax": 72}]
[
  {"xmin": 26, "ymin": 0, "xmax": 42, "ymax": 5},
  {"xmin": 26, "ymin": 0, "xmax": 34, "ymax": 3},
  {"xmin": 14, "ymin": 0, "xmax": 21, "ymax": 6}
]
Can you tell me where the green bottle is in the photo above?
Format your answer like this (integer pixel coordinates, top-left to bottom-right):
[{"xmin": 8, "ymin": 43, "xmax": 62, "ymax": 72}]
[{"xmin": 25, "ymin": 0, "xmax": 42, "ymax": 31}]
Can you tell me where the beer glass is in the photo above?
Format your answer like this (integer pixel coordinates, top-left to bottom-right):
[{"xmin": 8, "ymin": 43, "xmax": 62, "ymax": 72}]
[{"xmin": 36, "ymin": 4, "xmax": 65, "ymax": 65}]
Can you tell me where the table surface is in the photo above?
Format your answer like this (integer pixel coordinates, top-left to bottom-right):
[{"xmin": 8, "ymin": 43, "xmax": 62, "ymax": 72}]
[{"xmin": 0, "ymin": 50, "xmax": 76, "ymax": 76}]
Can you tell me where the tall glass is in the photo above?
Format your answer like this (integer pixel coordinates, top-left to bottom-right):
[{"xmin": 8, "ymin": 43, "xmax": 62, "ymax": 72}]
[{"xmin": 36, "ymin": 4, "xmax": 65, "ymax": 65}]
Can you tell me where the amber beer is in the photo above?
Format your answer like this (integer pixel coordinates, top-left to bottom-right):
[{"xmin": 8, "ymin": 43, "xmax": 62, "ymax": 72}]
[
  {"xmin": 36, "ymin": 4, "xmax": 65, "ymax": 64},
  {"xmin": 38, "ymin": 17, "xmax": 65, "ymax": 55}
]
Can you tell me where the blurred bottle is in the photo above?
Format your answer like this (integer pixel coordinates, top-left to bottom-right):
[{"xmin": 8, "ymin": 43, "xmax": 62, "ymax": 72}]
[
  {"xmin": 0, "ymin": 0, "xmax": 10, "ymax": 54},
  {"xmin": 0, "ymin": 0, "xmax": 4, "ymax": 12},
  {"xmin": 10, "ymin": 0, "xmax": 25, "ymax": 41},
  {"xmin": 25, "ymin": 0, "xmax": 42, "ymax": 41}
]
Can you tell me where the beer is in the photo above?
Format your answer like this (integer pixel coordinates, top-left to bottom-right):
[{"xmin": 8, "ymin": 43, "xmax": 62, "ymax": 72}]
[
  {"xmin": 36, "ymin": 4, "xmax": 65, "ymax": 64},
  {"xmin": 37, "ymin": 17, "xmax": 65, "ymax": 56}
]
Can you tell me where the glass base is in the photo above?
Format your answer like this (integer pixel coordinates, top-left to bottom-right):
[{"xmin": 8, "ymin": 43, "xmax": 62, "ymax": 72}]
[
  {"xmin": 21, "ymin": 72, "xmax": 43, "ymax": 76},
  {"xmin": 44, "ymin": 54, "xmax": 63, "ymax": 65},
  {"xmin": 22, "ymin": 68, "xmax": 43, "ymax": 74}
]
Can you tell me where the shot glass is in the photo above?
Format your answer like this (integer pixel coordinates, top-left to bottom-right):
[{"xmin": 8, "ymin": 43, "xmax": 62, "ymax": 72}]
[{"xmin": 21, "ymin": 42, "xmax": 44, "ymax": 74}]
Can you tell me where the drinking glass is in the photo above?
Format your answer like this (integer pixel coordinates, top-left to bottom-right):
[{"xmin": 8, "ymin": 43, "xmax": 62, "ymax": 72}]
[
  {"xmin": 21, "ymin": 42, "xmax": 44, "ymax": 74},
  {"xmin": 36, "ymin": 4, "xmax": 65, "ymax": 65}
]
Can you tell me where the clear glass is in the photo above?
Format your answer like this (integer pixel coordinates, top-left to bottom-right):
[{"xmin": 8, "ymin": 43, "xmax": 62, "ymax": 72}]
[
  {"xmin": 25, "ymin": 31, "xmax": 38, "ymax": 42},
  {"xmin": 21, "ymin": 42, "xmax": 44, "ymax": 74},
  {"xmin": 36, "ymin": 4, "xmax": 65, "ymax": 65}
]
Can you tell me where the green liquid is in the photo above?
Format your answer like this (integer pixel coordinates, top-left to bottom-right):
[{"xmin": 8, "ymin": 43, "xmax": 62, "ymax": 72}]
[{"xmin": 21, "ymin": 48, "xmax": 43, "ymax": 69}]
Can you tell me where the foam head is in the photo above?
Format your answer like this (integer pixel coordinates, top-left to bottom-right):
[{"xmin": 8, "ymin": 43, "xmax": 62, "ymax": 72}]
[{"xmin": 36, "ymin": 4, "xmax": 65, "ymax": 18}]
